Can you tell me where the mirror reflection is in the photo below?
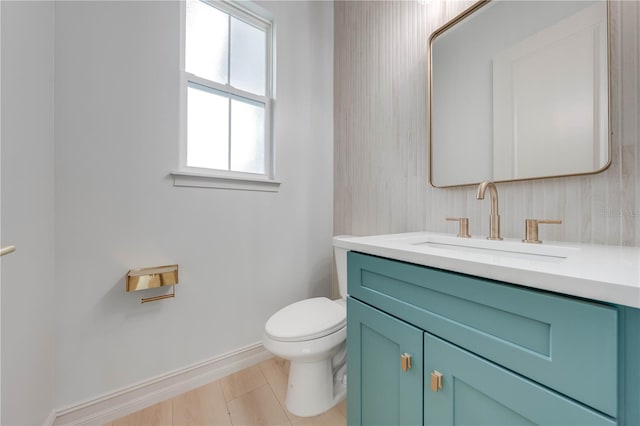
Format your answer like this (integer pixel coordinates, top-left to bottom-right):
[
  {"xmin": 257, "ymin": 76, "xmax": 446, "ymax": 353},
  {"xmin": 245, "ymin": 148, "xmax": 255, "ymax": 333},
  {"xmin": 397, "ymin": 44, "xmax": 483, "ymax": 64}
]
[{"xmin": 429, "ymin": 0, "xmax": 610, "ymax": 188}]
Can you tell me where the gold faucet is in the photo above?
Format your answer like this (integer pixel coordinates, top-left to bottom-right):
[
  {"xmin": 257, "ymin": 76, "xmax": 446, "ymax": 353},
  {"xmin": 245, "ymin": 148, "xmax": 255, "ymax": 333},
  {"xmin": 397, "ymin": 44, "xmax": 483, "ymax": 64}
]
[{"xmin": 476, "ymin": 181, "xmax": 502, "ymax": 240}]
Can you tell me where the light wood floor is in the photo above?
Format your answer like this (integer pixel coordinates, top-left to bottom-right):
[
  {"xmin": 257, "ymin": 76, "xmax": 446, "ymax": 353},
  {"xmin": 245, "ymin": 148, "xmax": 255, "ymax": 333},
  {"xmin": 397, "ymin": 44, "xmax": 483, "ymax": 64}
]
[{"xmin": 105, "ymin": 357, "xmax": 347, "ymax": 426}]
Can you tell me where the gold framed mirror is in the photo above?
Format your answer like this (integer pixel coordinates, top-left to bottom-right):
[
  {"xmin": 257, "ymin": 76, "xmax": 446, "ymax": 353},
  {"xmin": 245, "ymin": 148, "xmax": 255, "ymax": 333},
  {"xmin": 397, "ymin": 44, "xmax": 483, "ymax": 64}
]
[{"xmin": 428, "ymin": 0, "xmax": 611, "ymax": 188}]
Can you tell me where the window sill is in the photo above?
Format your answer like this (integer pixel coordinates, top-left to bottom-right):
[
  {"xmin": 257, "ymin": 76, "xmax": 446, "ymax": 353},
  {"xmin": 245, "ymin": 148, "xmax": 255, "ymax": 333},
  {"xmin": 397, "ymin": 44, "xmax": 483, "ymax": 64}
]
[{"xmin": 171, "ymin": 170, "xmax": 281, "ymax": 192}]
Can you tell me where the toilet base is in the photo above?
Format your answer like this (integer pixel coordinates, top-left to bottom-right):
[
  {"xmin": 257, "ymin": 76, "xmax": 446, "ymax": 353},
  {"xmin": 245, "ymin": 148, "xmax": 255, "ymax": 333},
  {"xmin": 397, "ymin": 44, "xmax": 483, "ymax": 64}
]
[{"xmin": 285, "ymin": 358, "xmax": 346, "ymax": 417}]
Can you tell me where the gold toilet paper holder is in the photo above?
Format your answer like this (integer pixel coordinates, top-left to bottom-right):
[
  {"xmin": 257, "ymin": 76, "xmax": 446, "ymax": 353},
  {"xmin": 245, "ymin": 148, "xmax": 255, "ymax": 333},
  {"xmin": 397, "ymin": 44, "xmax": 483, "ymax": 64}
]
[{"xmin": 126, "ymin": 264, "xmax": 179, "ymax": 304}]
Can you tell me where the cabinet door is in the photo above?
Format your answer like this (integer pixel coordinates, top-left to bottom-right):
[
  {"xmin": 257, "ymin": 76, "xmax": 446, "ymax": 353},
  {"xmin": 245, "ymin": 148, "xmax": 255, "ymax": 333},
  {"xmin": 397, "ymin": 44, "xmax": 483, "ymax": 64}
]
[
  {"xmin": 347, "ymin": 297, "xmax": 423, "ymax": 426},
  {"xmin": 424, "ymin": 334, "xmax": 616, "ymax": 426}
]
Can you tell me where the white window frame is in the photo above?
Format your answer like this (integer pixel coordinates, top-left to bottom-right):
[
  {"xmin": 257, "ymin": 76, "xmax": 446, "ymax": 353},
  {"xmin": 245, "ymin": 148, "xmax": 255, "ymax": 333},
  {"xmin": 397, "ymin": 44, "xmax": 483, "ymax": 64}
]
[{"xmin": 172, "ymin": 0, "xmax": 279, "ymax": 192}]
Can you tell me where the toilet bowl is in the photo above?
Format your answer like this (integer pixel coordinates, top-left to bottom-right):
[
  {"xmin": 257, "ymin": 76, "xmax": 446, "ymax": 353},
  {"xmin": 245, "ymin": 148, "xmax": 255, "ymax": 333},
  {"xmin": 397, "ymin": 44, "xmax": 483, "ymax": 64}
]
[{"xmin": 262, "ymin": 243, "xmax": 350, "ymax": 417}]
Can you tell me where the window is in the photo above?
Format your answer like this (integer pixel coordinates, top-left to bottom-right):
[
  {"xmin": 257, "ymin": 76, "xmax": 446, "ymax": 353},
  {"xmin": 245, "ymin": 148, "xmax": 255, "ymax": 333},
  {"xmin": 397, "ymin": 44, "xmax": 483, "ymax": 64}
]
[{"xmin": 174, "ymin": 0, "xmax": 278, "ymax": 191}]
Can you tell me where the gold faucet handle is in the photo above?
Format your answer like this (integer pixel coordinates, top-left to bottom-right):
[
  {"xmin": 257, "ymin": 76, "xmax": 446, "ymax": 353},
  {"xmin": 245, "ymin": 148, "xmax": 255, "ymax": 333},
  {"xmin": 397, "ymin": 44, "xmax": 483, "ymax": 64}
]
[
  {"xmin": 523, "ymin": 219, "xmax": 562, "ymax": 244},
  {"xmin": 446, "ymin": 217, "xmax": 471, "ymax": 238}
]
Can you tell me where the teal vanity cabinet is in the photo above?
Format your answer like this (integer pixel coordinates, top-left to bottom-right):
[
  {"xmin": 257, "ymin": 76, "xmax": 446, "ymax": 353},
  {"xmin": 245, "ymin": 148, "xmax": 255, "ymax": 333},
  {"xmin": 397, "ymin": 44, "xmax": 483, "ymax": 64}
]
[{"xmin": 346, "ymin": 251, "xmax": 638, "ymax": 425}]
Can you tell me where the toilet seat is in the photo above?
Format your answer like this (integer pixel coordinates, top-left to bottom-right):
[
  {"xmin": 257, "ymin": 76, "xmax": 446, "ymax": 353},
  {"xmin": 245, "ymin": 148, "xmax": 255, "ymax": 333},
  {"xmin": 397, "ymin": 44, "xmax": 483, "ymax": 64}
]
[{"xmin": 265, "ymin": 297, "xmax": 346, "ymax": 342}]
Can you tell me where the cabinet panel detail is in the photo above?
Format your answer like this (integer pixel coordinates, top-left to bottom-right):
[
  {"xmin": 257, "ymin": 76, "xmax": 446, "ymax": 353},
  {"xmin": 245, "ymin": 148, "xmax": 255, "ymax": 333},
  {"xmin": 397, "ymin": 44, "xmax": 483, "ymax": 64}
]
[
  {"xmin": 347, "ymin": 297, "xmax": 423, "ymax": 425},
  {"xmin": 619, "ymin": 306, "xmax": 640, "ymax": 425},
  {"xmin": 348, "ymin": 251, "xmax": 618, "ymax": 416},
  {"xmin": 361, "ymin": 269, "xmax": 551, "ymax": 356},
  {"xmin": 424, "ymin": 333, "xmax": 616, "ymax": 426}
]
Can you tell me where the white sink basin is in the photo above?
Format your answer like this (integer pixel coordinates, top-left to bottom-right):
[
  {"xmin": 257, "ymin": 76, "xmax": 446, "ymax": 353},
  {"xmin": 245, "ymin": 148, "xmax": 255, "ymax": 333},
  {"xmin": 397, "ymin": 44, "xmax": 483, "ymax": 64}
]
[{"xmin": 405, "ymin": 234, "xmax": 578, "ymax": 263}]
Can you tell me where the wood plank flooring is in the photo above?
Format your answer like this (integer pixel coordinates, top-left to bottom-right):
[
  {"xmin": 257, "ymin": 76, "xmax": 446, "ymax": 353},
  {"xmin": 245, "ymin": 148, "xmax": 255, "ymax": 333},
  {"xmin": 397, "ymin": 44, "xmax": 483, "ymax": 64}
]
[{"xmin": 105, "ymin": 358, "xmax": 347, "ymax": 426}]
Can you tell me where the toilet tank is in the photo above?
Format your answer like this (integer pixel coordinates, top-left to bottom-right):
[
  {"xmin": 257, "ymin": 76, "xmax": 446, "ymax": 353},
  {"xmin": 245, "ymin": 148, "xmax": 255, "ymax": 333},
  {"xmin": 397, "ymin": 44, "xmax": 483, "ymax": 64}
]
[{"xmin": 333, "ymin": 236, "xmax": 353, "ymax": 299}]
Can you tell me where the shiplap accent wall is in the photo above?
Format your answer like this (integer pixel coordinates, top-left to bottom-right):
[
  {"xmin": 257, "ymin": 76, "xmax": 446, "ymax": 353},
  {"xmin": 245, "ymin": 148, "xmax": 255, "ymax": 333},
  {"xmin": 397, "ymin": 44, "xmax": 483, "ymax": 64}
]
[{"xmin": 334, "ymin": 0, "xmax": 639, "ymax": 247}]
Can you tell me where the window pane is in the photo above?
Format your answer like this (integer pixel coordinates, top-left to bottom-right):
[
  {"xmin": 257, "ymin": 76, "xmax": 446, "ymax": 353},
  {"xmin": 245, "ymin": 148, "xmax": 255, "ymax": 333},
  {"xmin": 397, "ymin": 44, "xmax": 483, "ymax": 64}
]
[
  {"xmin": 230, "ymin": 99, "xmax": 265, "ymax": 174},
  {"xmin": 187, "ymin": 85, "xmax": 229, "ymax": 170},
  {"xmin": 186, "ymin": 0, "xmax": 228, "ymax": 84},
  {"xmin": 230, "ymin": 17, "xmax": 266, "ymax": 96}
]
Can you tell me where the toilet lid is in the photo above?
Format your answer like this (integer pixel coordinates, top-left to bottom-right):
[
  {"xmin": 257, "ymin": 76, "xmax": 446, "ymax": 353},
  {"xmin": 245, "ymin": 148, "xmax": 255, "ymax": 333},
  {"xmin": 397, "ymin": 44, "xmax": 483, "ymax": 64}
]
[{"xmin": 265, "ymin": 297, "xmax": 346, "ymax": 342}]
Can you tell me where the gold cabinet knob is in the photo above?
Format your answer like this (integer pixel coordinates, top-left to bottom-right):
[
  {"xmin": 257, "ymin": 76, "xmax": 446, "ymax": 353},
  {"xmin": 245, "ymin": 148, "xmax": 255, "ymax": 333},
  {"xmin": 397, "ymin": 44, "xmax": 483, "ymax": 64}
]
[
  {"xmin": 446, "ymin": 217, "xmax": 471, "ymax": 238},
  {"xmin": 401, "ymin": 353, "xmax": 412, "ymax": 372},
  {"xmin": 523, "ymin": 219, "xmax": 562, "ymax": 244},
  {"xmin": 430, "ymin": 370, "xmax": 443, "ymax": 392}
]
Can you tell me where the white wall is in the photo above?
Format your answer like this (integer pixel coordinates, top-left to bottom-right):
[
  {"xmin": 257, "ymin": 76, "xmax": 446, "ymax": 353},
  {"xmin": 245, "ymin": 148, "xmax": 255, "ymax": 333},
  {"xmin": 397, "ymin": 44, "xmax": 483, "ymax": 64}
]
[
  {"xmin": 54, "ymin": 0, "xmax": 333, "ymax": 408},
  {"xmin": 1, "ymin": 1, "xmax": 56, "ymax": 424}
]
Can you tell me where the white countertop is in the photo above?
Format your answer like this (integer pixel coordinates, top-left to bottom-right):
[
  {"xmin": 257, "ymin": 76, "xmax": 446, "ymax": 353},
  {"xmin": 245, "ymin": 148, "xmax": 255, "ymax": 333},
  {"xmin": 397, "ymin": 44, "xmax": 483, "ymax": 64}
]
[{"xmin": 333, "ymin": 232, "xmax": 640, "ymax": 309}]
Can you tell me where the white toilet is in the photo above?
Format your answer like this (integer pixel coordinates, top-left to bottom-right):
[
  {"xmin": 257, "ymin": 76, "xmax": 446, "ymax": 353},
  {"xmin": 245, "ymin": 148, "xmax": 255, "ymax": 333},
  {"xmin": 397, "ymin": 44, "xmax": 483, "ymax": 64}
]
[{"xmin": 262, "ymin": 244, "xmax": 349, "ymax": 417}]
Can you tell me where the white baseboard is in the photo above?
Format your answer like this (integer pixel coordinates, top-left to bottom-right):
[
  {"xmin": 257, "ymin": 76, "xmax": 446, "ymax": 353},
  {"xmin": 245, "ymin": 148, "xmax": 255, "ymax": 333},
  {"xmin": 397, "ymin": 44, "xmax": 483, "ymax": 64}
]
[
  {"xmin": 44, "ymin": 409, "xmax": 58, "ymax": 426},
  {"xmin": 51, "ymin": 342, "xmax": 271, "ymax": 426}
]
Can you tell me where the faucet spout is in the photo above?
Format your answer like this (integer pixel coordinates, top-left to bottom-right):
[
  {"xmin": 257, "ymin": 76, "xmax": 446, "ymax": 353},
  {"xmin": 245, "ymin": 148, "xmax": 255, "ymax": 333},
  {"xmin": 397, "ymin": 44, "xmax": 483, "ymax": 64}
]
[{"xmin": 476, "ymin": 180, "xmax": 502, "ymax": 240}]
